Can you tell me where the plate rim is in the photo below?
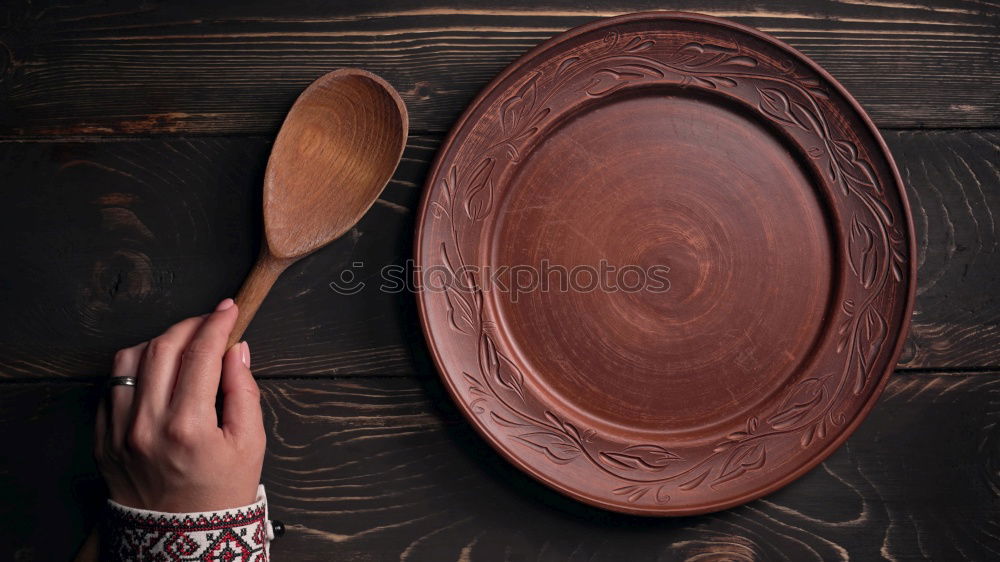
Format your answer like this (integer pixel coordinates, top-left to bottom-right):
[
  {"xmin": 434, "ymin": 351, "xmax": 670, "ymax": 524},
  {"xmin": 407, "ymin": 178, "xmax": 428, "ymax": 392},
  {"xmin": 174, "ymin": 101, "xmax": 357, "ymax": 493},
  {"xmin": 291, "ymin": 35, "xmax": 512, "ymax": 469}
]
[{"xmin": 413, "ymin": 10, "xmax": 917, "ymax": 516}]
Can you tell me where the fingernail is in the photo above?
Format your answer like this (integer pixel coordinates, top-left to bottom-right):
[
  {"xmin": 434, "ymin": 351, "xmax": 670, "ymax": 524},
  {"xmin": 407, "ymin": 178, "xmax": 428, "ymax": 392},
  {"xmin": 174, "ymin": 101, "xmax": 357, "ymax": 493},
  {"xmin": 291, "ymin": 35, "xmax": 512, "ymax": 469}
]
[
  {"xmin": 216, "ymin": 298, "xmax": 235, "ymax": 311},
  {"xmin": 240, "ymin": 341, "xmax": 251, "ymax": 368}
]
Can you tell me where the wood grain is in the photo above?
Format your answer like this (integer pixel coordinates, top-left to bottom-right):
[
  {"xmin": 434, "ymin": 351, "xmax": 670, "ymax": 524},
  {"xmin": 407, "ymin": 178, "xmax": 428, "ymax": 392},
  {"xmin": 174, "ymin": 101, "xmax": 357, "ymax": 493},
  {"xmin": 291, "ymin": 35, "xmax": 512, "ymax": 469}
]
[
  {"xmin": 0, "ymin": 3, "xmax": 994, "ymax": 559},
  {"xmin": 0, "ymin": 136, "xmax": 431, "ymax": 378},
  {"xmin": 0, "ymin": 130, "xmax": 996, "ymax": 377},
  {"xmin": 894, "ymin": 130, "xmax": 1000, "ymax": 369},
  {"xmin": 0, "ymin": 0, "xmax": 997, "ymax": 136},
  {"xmin": 262, "ymin": 375, "xmax": 1000, "ymax": 561},
  {"xmin": 2, "ymin": 373, "xmax": 997, "ymax": 560}
]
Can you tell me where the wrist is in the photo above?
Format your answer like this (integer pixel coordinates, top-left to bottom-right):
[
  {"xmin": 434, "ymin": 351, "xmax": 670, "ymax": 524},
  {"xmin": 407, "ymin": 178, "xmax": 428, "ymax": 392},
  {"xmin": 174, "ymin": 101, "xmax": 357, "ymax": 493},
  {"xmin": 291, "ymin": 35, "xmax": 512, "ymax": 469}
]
[{"xmin": 103, "ymin": 483, "xmax": 274, "ymax": 561}]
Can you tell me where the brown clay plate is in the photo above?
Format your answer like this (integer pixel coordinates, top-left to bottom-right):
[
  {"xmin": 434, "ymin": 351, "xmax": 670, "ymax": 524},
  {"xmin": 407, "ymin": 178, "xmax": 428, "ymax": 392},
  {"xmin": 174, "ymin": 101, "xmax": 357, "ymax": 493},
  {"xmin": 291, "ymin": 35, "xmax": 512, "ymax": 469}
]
[{"xmin": 414, "ymin": 12, "xmax": 915, "ymax": 515}]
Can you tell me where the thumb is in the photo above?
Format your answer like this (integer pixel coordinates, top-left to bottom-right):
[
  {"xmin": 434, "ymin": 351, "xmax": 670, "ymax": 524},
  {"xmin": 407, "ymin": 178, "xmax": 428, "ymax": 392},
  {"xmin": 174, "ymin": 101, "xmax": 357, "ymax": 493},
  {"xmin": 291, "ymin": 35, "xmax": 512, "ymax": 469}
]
[{"xmin": 220, "ymin": 341, "xmax": 264, "ymax": 442}]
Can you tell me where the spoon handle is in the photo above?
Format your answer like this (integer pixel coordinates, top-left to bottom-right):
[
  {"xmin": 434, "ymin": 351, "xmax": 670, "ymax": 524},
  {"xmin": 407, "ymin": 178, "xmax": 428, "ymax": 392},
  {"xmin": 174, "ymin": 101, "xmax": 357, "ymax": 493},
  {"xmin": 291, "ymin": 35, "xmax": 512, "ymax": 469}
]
[{"xmin": 228, "ymin": 251, "xmax": 291, "ymax": 349}]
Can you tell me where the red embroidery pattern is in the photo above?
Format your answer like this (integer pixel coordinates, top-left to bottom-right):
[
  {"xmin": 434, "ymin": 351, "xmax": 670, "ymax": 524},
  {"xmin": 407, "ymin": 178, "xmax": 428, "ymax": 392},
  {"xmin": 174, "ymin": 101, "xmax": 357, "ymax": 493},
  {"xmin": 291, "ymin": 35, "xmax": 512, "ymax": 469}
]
[{"xmin": 104, "ymin": 501, "xmax": 268, "ymax": 561}]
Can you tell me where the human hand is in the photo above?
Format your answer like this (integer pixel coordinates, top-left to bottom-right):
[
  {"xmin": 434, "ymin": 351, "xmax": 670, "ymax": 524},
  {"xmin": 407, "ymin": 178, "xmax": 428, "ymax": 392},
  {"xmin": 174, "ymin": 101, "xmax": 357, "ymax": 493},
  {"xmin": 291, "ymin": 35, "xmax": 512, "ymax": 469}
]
[{"xmin": 94, "ymin": 298, "xmax": 265, "ymax": 512}]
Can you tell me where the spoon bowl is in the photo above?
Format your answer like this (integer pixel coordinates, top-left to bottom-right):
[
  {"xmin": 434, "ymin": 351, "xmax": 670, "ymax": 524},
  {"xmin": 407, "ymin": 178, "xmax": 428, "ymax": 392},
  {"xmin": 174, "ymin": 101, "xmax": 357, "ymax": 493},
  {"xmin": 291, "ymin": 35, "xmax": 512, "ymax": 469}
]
[{"xmin": 228, "ymin": 69, "xmax": 408, "ymax": 347}]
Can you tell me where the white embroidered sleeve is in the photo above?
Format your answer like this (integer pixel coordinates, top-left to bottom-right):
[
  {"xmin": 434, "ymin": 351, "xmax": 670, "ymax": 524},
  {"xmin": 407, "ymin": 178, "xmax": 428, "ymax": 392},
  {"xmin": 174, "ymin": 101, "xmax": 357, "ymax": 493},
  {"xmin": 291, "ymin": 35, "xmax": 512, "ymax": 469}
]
[{"xmin": 103, "ymin": 484, "xmax": 273, "ymax": 561}]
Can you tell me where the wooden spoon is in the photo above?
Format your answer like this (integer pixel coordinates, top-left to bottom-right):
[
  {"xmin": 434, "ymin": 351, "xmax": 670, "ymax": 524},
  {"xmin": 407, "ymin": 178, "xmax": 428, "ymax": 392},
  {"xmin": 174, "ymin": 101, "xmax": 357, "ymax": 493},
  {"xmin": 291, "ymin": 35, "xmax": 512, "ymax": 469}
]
[
  {"xmin": 227, "ymin": 68, "xmax": 408, "ymax": 348},
  {"xmin": 74, "ymin": 69, "xmax": 406, "ymax": 562}
]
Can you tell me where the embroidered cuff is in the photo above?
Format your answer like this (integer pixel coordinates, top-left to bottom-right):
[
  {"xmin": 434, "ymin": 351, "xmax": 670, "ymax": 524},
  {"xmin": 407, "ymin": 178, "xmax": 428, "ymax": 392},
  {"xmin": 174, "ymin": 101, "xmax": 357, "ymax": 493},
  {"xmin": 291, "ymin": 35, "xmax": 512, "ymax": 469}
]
[{"xmin": 103, "ymin": 484, "xmax": 272, "ymax": 561}]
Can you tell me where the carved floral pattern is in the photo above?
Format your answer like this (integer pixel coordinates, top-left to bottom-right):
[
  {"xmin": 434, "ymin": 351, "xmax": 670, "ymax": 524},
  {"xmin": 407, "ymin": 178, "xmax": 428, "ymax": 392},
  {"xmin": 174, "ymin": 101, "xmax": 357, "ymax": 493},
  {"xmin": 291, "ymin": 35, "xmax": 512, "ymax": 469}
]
[{"xmin": 427, "ymin": 30, "xmax": 908, "ymax": 506}]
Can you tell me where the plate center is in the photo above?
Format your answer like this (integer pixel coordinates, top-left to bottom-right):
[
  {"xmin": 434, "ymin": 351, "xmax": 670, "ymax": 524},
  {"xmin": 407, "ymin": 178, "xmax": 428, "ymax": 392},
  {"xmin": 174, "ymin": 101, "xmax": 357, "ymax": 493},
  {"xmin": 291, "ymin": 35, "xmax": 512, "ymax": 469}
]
[{"xmin": 489, "ymin": 91, "xmax": 834, "ymax": 435}]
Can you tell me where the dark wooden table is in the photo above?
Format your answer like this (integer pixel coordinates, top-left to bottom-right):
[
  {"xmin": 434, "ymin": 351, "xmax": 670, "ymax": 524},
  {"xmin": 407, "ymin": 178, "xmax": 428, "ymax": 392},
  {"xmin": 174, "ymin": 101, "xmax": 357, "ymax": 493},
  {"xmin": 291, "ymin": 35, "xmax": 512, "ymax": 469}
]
[{"xmin": 1, "ymin": 1, "xmax": 997, "ymax": 560}]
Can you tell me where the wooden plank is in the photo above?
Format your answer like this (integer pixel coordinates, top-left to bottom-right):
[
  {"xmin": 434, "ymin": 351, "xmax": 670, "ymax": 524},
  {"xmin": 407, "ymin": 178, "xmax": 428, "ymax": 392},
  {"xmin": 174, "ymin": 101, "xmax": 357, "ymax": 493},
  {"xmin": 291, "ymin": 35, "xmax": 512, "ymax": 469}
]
[
  {"xmin": 2, "ymin": 373, "xmax": 998, "ymax": 560},
  {"xmin": 0, "ymin": 0, "xmax": 997, "ymax": 136},
  {"xmin": 0, "ymin": 130, "xmax": 996, "ymax": 378},
  {"xmin": 0, "ymin": 136, "xmax": 435, "ymax": 378},
  {"xmin": 895, "ymin": 130, "xmax": 1000, "ymax": 369}
]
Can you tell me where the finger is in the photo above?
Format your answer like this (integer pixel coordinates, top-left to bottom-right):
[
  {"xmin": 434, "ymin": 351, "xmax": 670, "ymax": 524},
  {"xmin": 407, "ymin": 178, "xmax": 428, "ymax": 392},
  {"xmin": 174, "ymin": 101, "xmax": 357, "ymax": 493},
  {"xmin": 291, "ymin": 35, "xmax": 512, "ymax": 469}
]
[
  {"xmin": 135, "ymin": 314, "xmax": 208, "ymax": 415},
  {"xmin": 172, "ymin": 299, "xmax": 239, "ymax": 416},
  {"xmin": 221, "ymin": 341, "xmax": 264, "ymax": 439},
  {"xmin": 108, "ymin": 343, "xmax": 146, "ymax": 450}
]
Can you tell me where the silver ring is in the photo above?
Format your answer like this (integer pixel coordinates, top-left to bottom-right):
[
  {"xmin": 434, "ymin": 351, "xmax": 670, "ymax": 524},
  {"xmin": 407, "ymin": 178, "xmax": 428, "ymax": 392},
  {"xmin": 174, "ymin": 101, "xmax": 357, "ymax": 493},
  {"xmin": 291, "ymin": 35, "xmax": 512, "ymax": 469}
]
[{"xmin": 107, "ymin": 376, "xmax": 137, "ymax": 388}]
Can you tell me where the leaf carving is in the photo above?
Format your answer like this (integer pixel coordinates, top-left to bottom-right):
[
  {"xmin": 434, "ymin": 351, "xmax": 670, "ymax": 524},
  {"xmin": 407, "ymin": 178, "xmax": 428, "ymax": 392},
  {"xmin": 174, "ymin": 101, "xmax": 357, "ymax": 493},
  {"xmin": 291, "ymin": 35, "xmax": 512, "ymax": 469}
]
[
  {"xmin": 727, "ymin": 55, "xmax": 758, "ymax": 67},
  {"xmin": 490, "ymin": 411, "xmax": 528, "ymax": 428},
  {"xmin": 800, "ymin": 419, "xmax": 828, "ymax": 448},
  {"xmin": 679, "ymin": 469, "xmax": 711, "ymax": 491},
  {"xmin": 611, "ymin": 485, "xmax": 649, "ymax": 503},
  {"xmin": 711, "ymin": 76, "xmax": 738, "ymax": 88},
  {"xmin": 436, "ymin": 166, "xmax": 457, "ymax": 212},
  {"xmin": 831, "ymin": 138, "xmax": 882, "ymax": 196},
  {"xmin": 716, "ymin": 442, "xmax": 766, "ymax": 484},
  {"xmin": 494, "ymin": 412, "xmax": 585, "ymax": 465},
  {"xmin": 584, "ymin": 73, "xmax": 618, "ymax": 97},
  {"xmin": 790, "ymin": 101, "xmax": 824, "ymax": 135},
  {"xmin": 688, "ymin": 75, "xmax": 737, "ymax": 89},
  {"xmin": 463, "ymin": 372, "xmax": 481, "ymax": 390},
  {"xmin": 801, "ymin": 424, "xmax": 817, "ymax": 448},
  {"xmin": 622, "ymin": 36, "xmax": 654, "ymax": 53},
  {"xmin": 833, "ymin": 139, "xmax": 858, "ymax": 160},
  {"xmin": 511, "ymin": 107, "xmax": 551, "ymax": 144},
  {"xmin": 557, "ymin": 56, "xmax": 580, "ymax": 76},
  {"xmin": 672, "ymin": 42, "xmax": 709, "ymax": 65},
  {"xmin": 584, "ymin": 68, "xmax": 652, "ymax": 96},
  {"xmin": 478, "ymin": 332, "xmax": 525, "ymax": 401},
  {"xmin": 757, "ymin": 87, "xmax": 796, "ymax": 126},
  {"xmin": 440, "ymin": 244, "xmax": 477, "ymax": 335},
  {"xmin": 464, "ymin": 158, "xmax": 495, "ymax": 220},
  {"xmin": 854, "ymin": 158, "xmax": 881, "ymax": 194},
  {"xmin": 600, "ymin": 445, "xmax": 681, "ymax": 471},
  {"xmin": 843, "ymin": 299, "xmax": 856, "ymax": 315},
  {"xmin": 500, "ymin": 73, "xmax": 539, "ymax": 134},
  {"xmin": 672, "ymin": 42, "xmax": 757, "ymax": 69},
  {"xmin": 469, "ymin": 399, "xmax": 486, "ymax": 414},
  {"xmin": 852, "ymin": 307, "xmax": 887, "ymax": 394},
  {"xmin": 516, "ymin": 431, "xmax": 581, "ymax": 464},
  {"xmin": 891, "ymin": 248, "xmax": 906, "ymax": 282},
  {"xmin": 611, "ymin": 63, "xmax": 664, "ymax": 78},
  {"xmin": 848, "ymin": 217, "xmax": 878, "ymax": 288},
  {"xmin": 767, "ymin": 377, "xmax": 825, "ymax": 429}
]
